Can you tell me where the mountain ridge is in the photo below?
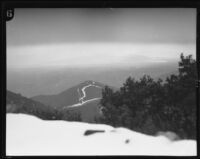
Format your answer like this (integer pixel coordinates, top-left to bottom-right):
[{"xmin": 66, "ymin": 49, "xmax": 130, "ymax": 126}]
[
  {"xmin": 31, "ymin": 80, "xmax": 107, "ymax": 109},
  {"xmin": 6, "ymin": 90, "xmax": 60, "ymax": 120}
]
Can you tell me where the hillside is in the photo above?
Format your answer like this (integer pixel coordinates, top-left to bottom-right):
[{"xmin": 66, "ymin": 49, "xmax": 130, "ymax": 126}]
[
  {"xmin": 7, "ymin": 86, "xmax": 104, "ymax": 122},
  {"xmin": 31, "ymin": 80, "xmax": 106, "ymax": 108},
  {"xmin": 62, "ymin": 99, "xmax": 102, "ymax": 123},
  {"xmin": 6, "ymin": 90, "xmax": 60, "ymax": 120}
]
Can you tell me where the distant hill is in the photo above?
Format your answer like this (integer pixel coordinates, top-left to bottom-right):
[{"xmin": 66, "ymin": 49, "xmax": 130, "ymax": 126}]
[
  {"xmin": 31, "ymin": 80, "xmax": 114, "ymax": 122},
  {"xmin": 6, "ymin": 90, "xmax": 61, "ymax": 120},
  {"xmin": 31, "ymin": 80, "xmax": 107, "ymax": 109}
]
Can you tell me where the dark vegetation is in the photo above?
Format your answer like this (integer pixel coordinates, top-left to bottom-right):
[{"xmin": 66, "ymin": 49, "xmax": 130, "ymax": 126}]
[
  {"xmin": 7, "ymin": 90, "xmax": 86, "ymax": 122},
  {"xmin": 96, "ymin": 53, "xmax": 197, "ymax": 139},
  {"xmin": 6, "ymin": 90, "xmax": 62, "ymax": 120},
  {"xmin": 7, "ymin": 91, "xmax": 82, "ymax": 121},
  {"xmin": 61, "ymin": 109, "xmax": 82, "ymax": 122}
]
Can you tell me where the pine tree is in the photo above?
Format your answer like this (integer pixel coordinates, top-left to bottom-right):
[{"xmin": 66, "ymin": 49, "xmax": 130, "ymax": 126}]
[{"xmin": 98, "ymin": 53, "xmax": 197, "ymax": 139}]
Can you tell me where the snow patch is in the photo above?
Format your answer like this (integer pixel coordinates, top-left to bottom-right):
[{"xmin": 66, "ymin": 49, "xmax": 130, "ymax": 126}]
[{"xmin": 6, "ymin": 113, "xmax": 197, "ymax": 156}]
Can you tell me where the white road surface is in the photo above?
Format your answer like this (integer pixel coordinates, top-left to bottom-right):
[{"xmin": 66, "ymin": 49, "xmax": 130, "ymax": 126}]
[{"xmin": 63, "ymin": 82, "xmax": 102, "ymax": 109}]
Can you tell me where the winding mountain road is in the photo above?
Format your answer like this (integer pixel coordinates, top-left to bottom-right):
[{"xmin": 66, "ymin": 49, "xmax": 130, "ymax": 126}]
[
  {"xmin": 63, "ymin": 82, "xmax": 102, "ymax": 109},
  {"xmin": 78, "ymin": 83, "xmax": 101, "ymax": 103}
]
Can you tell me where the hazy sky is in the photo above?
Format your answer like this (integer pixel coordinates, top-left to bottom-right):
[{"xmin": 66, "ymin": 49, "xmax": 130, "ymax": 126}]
[{"xmin": 7, "ymin": 8, "xmax": 196, "ymax": 69}]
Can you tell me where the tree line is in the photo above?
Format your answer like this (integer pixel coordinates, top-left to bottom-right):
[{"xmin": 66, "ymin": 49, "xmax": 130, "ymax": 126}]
[{"xmin": 97, "ymin": 53, "xmax": 197, "ymax": 139}]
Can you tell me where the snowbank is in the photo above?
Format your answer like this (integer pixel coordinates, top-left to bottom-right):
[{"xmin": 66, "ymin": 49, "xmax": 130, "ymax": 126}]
[{"xmin": 6, "ymin": 113, "xmax": 196, "ymax": 156}]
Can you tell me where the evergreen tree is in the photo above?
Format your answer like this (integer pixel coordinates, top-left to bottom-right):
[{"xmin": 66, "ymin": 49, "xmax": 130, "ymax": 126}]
[{"xmin": 98, "ymin": 53, "xmax": 197, "ymax": 139}]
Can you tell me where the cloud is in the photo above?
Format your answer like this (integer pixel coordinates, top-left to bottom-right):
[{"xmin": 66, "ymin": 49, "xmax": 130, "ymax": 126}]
[
  {"xmin": 7, "ymin": 43, "xmax": 196, "ymax": 69},
  {"xmin": 7, "ymin": 8, "xmax": 196, "ymax": 46}
]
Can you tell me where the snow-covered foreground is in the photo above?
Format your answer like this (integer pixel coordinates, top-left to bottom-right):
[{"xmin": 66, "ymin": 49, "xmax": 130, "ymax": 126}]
[{"xmin": 6, "ymin": 114, "xmax": 196, "ymax": 156}]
